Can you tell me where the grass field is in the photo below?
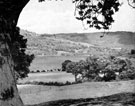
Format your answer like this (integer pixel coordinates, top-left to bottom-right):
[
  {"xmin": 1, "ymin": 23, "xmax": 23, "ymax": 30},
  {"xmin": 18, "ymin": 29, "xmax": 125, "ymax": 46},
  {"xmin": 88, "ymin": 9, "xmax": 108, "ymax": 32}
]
[
  {"xmin": 18, "ymin": 80, "xmax": 135, "ymax": 105},
  {"xmin": 18, "ymin": 72, "xmax": 75, "ymax": 83},
  {"xmin": 18, "ymin": 72, "xmax": 135, "ymax": 105},
  {"xmin": 29, "ymin": 56, "xmax": 87, "ymax": 71},
  {"xmin": 26, "ymin": 92, "xmax": 135, "ymax": 106}
]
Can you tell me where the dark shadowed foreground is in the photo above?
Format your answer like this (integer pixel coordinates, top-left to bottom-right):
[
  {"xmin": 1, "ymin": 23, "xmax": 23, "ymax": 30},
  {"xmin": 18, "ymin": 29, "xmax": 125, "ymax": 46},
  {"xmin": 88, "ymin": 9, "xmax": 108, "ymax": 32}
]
[{"xmin": 26, "ymin": 92, "xmax": 135, "ymax": 106}]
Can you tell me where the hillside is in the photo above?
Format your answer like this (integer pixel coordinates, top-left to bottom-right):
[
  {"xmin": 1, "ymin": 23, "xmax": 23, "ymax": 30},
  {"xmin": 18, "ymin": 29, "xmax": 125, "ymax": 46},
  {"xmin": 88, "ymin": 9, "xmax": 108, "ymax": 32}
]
[
  {"xmin": 54, "ymin": 32, "xmax": 135, "ymax": 49},
  {"xmin": 20, "ymin": 30, "xmax": 135, "ymax": 56},
  {"xmin": 53, "ymin": 32, "xmax": 135, "ymax": 51}
]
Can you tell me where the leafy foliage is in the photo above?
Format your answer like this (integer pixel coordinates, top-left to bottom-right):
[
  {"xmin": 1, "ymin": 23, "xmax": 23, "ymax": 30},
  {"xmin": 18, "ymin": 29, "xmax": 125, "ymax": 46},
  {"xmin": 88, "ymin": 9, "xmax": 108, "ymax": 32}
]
[
  {"xmin": 62, "ymin": 60, "xmax": 72, "ymax": 71},
  {"xmin": 38, "ymin": 0, "xmax": 122, "ymax": 30},
  {"xmin": 8, "ymin": 27, "xmax": 35, "ymax": 80},
  {"xmin": 127, "ymin": 0, "xmax": 135, "ymax": 8},
  {"xmin": 65, "ymin": 55, "xmax": 135, "ymax": 82},
  {"xmin": 73, "ymin": 0, "xmax": 121, "ymax": 30},
  {"xmin": 39, "ymin": 0, "xmax": 135, "ymax": 29},
  {"xmin": 0, "ymin": 16, "xmax": 35, "ymax": 80},
  {"xmin": 66, "ymin": 61, "xmax": 77, "ymax": 73},
  {"xmin": 18, "ymin": 81, "xmax": 79, "ymax": 86}
]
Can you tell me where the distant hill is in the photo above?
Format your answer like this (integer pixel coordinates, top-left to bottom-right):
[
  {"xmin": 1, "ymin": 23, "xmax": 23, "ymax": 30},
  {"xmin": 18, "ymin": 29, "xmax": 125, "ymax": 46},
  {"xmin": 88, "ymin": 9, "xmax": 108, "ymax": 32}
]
[
  {"xmin": 20, "ymin": 29, "xmax": 135, "ymax": 56},
  {"xmin": 20, "ymin": 29, "xmax": 40, "ymax": 37},
  {"xmin": 53, "ymin": 31, "xmax": 135, "ymax": 49}
]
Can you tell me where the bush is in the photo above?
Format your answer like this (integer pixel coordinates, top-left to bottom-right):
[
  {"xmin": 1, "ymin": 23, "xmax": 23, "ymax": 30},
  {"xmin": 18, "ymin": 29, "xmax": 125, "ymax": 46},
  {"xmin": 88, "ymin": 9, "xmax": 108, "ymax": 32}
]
[
  {"xmin": 41, "ymin": 70, "xmax": 46, "ymax": 72},
  {"xmin": 119, "ymin": 70, "xmax": 135, "ymax": 80},
  {"xmin": 18, "ymin": 81, "xmax": 80, "ymax": 86},
  {"xmin": 30, "ymin": 71, "xmax": 35, "ymax": 73},
  {"xmin": 57, "ymin": 69, "xmax": 61, "ymax": 71},
  {"xmin": 103, "ymin": 71, "xmax": 116, "ymax": 81},
  {"xmin": 131, "ymin": 49, "xmax": 135, "ymax": 54},
  {"xmin": 36, "ymin": 70, "xmax": 40, "ymax": 73}
]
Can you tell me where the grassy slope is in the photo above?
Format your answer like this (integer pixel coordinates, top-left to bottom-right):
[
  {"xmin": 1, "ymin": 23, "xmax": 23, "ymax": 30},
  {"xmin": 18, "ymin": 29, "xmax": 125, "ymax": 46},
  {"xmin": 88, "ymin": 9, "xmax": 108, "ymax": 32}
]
[
  {"xmin": 20, "ymin": 30, "xmax": 135, "ymax": 71},
  {"xmin": 54, "ymin": 31, "xmax": 135, "ymax": 49},
  {"xmin": 19, "ymin": 30, "xmax": 135, "ymax": 106},
  {"xmin": 29, "ymin": 56, "xmax": 87, "ymax": 71},
  {"xmin": 26, "ymin": 92, "xmax": 135, "ymax": 106},
  {"xmin": 21, "ymin": 30, "xmax": 135, "ymax": 56},
  {"xmin": 18, "ymin": 72, "xmax": 75, "ymax": 83},
  {"xmin": 18, "ymin": 80, "xmax": 135, "ymax": 105}
]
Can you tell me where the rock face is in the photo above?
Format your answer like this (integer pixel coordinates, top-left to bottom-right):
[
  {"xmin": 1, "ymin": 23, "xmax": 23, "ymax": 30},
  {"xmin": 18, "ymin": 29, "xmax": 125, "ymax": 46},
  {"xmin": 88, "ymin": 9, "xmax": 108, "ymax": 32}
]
[{"xmin": 0, "ymin": 0, "xmax": 29, "ymax": 106}]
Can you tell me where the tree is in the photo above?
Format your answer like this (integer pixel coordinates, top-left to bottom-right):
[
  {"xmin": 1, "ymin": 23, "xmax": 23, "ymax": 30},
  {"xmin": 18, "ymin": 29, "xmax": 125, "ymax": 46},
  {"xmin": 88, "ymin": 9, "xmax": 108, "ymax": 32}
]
[
  {"xmin": 0, "ymin": 0, "xmax": 135, "ymax": 106},
  {"xmin": 127, "ymin": 0, "xmax": 135, "ymax": 8},
  {"xmin": 39, "ymin": 0, "xmax": 135, "ymax": 30},
  {"xmin": 61, "ymin": 60, "xmax": 72, "ymax": 71},
  {"xmin": 0, "ymin": 0, "xmax": 30, "ymax": 106},
  {"xmin": 66, "ymin": 61, "xmax": 79, "ymax": 82},
  {"xmin": 72, "ymin": 0, "xmax": 135, "ymax": 30},
  {"xmin": 85, "ymin": 55, "xmax": 101, "ymax": 80},
  {"xmin": 99, "ymin": 56, "xmax": 134, "ymax": 81},
  {"xmin": 66, "ymin": 60, "xmax": 89, "ymax": 82}
]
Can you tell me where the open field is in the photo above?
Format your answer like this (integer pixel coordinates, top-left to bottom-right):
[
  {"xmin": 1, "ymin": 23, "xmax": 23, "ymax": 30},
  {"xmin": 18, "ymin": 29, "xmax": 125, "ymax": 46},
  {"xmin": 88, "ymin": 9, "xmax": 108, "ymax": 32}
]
[
  {"xmin": 29, "ymin": 56, "xmax": 87, "ymax": 71},
  {"xmin": 18, "ymin": 80, "xmax": 135, "ymax": 105},
  {"xmin": 18, "ymin": 72, "xmax": 75, "ymax": 83},
  {"xmin": 26, "ymin": 92, "xmax": 135, "ymax": 106}
]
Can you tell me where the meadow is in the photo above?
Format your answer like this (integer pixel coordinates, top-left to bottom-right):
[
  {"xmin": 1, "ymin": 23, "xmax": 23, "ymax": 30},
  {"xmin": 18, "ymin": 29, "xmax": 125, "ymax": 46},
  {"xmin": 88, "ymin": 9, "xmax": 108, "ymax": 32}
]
[
  {"xmin": 18, "ymin": 79, "xmax": 135, "ymax": 105},
  {"xmin": 29, "ymin": 55, "xmax": 87, "ymax": 71},
  {"xmin": 18, "ymin": 55, "xmax": 135, "ymax": 106},
  {"xmin": 18, "ymin": 72, "xmax": 75, "ymax": 83},
  {"xmin": 18, "ymin": 70, "xmax": 135, "ymax": 105}
]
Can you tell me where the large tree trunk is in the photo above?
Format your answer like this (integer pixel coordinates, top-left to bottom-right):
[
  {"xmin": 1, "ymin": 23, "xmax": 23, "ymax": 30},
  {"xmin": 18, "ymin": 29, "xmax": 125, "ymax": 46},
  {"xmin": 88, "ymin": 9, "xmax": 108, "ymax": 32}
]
[
  {"xmin": 0, "ymin": 0, "xmax": 29, "ymax": 106},
  {"xmin": 0, "ymin": 40, "xmax": 24, "ymax": 106}
]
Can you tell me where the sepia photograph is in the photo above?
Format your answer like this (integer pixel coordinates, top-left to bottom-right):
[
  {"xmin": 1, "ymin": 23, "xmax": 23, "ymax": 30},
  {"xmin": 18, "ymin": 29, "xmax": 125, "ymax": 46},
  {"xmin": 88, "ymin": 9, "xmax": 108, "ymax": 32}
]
[{"xmin": 0, "ymin": 0, "xmax": 135, "ymax": 106}]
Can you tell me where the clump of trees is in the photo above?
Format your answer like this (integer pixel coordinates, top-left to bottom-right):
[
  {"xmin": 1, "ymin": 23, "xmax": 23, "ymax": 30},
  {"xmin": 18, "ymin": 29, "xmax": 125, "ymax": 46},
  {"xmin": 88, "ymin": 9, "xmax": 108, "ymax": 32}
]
[{"xmin": 63, "ymin": 55, "xmax": 135, "ymax": 82}]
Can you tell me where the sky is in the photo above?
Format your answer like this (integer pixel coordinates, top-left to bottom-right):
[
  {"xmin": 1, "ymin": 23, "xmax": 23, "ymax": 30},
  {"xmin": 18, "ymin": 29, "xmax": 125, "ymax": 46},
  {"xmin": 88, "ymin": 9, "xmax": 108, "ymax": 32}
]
[{"xmin": 17, "ymin": 0, "xmax": 135, "ymax": 34}]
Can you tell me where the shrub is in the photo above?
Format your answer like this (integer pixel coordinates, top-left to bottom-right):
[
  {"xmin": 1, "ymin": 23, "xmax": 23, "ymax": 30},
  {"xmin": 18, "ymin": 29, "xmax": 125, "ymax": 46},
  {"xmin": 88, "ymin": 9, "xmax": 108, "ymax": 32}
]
[
  {"xmin": 57, "ymin": 68, "xmax": 61, "ymax": 71},
  {"xmin": 41, "ymin": 70, "xmax": 46, "ymax": 72},
  {"xmin": 19, "ymin": 81, "xmax": 80, "ymax": 86},
  {"xmin": 36, "ymin": 70, "xmax": 40, "ymax": 73},
  {"xmin": 50, "ymin": 69, "xmax": 53, "ymax": 72},
  {"xmin": 103, "ymin": 71, "xmax": 116, "ymax": 81},
  {"xmin": 30, "ymin": 71, "xmax": 35, "ymax": 73},
  {"xmin": 131, "ymin": 49, "xmax": 135, "ymax": 54}
]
